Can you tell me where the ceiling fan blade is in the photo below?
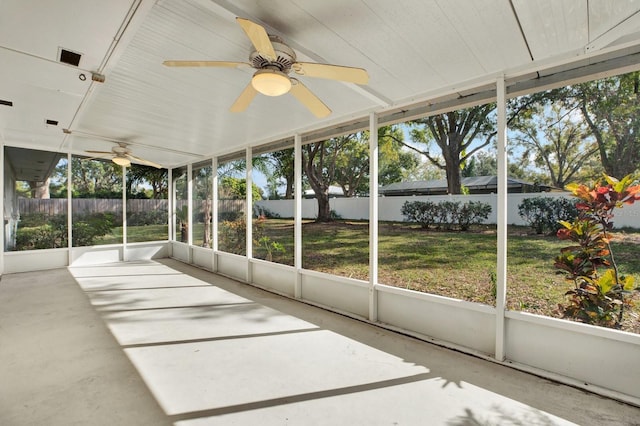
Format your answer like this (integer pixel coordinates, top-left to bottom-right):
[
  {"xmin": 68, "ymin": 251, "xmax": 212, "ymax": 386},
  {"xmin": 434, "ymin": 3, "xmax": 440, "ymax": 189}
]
[
  {"xmin": 293, "ymin": 62, "xmax": 369, "ymax": 85},
  {"xmin": 230, "ymin": 82, "xmax": 258, "ymax": 112},
  {"xmin": 236, "ymin": 17, "xmax": 276, "ymax": 61},
  {"xmin": 162, "ymin": 60, "xmax": 249, "ymax": 68},
  {"xmin": 84, "ymin": 150, "xmax": 113, "ymax": 155},
  {"xmin": 289, "ymin": 79, "xmax": 331, "ymax": 118},
  {"xmin": 127, "ymin": 154, "xmax": 162, "ymax": 169},
  {"xmin": 81, "ymin": 155, "xmax": 111, "ymax": 162}
]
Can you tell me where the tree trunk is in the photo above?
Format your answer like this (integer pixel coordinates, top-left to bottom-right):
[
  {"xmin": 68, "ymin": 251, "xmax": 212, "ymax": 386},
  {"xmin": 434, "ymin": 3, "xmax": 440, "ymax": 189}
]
[
  {"xmin": 285, "ymin": 179, "xmax": 293, "ymax": 199},
  {"xmin": 444, "ymin": 156, "xmax": 462, "ymax": 194},
  {"xmin": 316, "ymin": 192, "xmax": 331, "ymax": 222},
  {"xmin": 202, "ymin": 200, "xmax": 212, "ymax": 247},
  {"xmin": 28, "ymin": 179, "xmax": 50, "ymax": 199}
]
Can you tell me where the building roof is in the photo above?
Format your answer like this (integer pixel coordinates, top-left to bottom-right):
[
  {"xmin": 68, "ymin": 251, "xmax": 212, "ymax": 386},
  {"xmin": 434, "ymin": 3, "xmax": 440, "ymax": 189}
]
[{"xmin": 380, "ymin": 176, "xmax": 552, "ymax": 196}]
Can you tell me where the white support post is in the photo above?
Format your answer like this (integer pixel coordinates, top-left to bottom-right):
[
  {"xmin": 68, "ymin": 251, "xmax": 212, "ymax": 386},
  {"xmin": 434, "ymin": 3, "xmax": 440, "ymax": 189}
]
[
  {"xmin": 294, "ymin": 134, "xmax": 302, "ymax": 298},
  {"xmin": 0, "ymin": 142, "xmax": 4, "ymax": 275},
  {"xmin": 67, "ymin": 153, "xmax": 73, "ymax": 265},
  {"xmin": 212, "ymin": 156, "xmax": 218, "ymax": 272},
  {"xmin": 246, "ymin": 147, "xmax": 253, "ymax": 283},
  {"xmin": 122, "ymin": 165, "xmax": 127, "ymax": 261},
  {"xmin": 495, "ymin": 75, "xmax": 508, "ymax": 361},
  {"xmin": 187, "ymin": 163, "xmax": 193, "ymax": 250},
  {"xmin": 168, "ymin": 167, "xmax": 173, "ymax": 247},
  {"xmin": 369, "ymin": 112, "xmax": 379, "ymax": 322}
]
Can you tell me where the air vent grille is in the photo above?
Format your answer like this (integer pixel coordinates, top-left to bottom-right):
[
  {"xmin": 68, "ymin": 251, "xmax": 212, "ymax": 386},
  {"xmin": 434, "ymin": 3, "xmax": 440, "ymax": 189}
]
[
  {"xmin": 0, "ymin": 99, "xmax": 13, "ymax": 107},
  {"xmin": 59, "ymin": 48, "xmax": 81, "ymax": 66}
]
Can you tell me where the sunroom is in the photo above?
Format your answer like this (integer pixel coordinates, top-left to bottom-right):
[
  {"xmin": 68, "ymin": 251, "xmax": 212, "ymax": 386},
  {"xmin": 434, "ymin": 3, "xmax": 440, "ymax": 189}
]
[{"xmin": 1, "ymin": 0, "xmax": 640, "ymax": 424}]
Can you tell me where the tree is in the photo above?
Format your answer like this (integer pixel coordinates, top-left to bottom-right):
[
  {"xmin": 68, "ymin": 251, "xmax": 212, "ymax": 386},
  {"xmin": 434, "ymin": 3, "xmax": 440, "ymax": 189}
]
[
  {"xmin": 127, "ymin": 165, "xmax": 168, "ymax": 199},
  {"xmin": 408, "ymin": 104, "xmax": 497, "ymax": 194},
  {"xmin": 406, "ymin": 94, "xmax": 547, "ymax": 194},
  {"xmin": 26, "ymin": 178, "xmax": 51, "ymax": 199},
  {"xmin": 334, "ymin": 132, "xmax": 370, "ymax": 197},
  {"xmin": 461, "ymin": 150, "xmax": 497, "ymax": 177},
  {"xmin": 265, "ymin": 149, "xmax": 295, "ymax": 199},
  {"xmin": 303, "ymin": 126, "xmax": 415, "ymax": 221},
  {"xmin": 378, "ymin": 125, "xmax": 420, "ymax": 185},
  {"xmin": 219, "ymin": 176, "xmax": 262, "ymax": 201},
  {"xmin": 575, "ymin": 71, "xmax": 640, "ymax": 179},
  {"xmin": 512, "ymin": 102, "xmax": 600, "ymax": 188},
  {"xmin": 54, "ymin": 157, "xmax": 122, "ymax": 198},
  {"xmin": 302, "ymin": 133, "xmax": 368, "ymax": 222},
  {"xmin": 193, "ymin": 165, "xmax": 212, "ymax": 247}
]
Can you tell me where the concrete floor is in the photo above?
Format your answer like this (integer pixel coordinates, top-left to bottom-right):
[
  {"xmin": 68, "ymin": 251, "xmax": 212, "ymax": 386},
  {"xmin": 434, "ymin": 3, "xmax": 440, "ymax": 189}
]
[{"xmin": 1, "ymin": 259, "xmax": 639, "ymax": 426}]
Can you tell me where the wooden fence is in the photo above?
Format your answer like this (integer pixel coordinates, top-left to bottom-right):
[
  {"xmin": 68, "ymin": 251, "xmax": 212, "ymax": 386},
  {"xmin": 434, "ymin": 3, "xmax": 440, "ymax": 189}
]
[
  {"xmin": 18, "ymin": 198, "xmax": 246, "ymax": 216},
  {"xmin": 18, "ymin": 198, "xmax": 168, "ymax": 215}
]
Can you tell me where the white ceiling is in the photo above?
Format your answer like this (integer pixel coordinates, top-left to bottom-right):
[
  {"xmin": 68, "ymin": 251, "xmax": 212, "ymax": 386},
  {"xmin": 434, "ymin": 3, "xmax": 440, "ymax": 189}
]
[{"xmin": 2, "ymin": 0, "xmax": 640, "ymax": 168}]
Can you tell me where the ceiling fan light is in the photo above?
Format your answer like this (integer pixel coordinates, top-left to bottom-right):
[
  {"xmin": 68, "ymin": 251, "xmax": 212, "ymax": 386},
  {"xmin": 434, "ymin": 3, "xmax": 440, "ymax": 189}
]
[
  {"xmin": 112, "ymin": 156, "xmax": 131, "ymax": 167},
  {"xmin": 251, "ymin": 69, "xmax": 291, "ymax": 96}
]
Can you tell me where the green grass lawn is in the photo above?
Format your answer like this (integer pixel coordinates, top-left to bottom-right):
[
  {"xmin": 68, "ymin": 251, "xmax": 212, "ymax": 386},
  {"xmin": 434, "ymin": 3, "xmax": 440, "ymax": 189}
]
[
  {"xmin": 96, "ymin": 224, "xmax": 168, "ymax": 244},
  {"xmin": 94, "ymin": 218, "xmax": 639, "ymax": 332},
  {"xmin": 253, "ymin": 219, "xmax": 640, "ymax": 333}
]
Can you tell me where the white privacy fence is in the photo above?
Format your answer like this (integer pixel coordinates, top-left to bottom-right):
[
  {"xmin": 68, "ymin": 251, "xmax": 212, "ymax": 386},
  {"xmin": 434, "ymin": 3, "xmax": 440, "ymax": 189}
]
[{"xmin": 256, "ymin": 192, "xmax": 640, "ymax": 228}]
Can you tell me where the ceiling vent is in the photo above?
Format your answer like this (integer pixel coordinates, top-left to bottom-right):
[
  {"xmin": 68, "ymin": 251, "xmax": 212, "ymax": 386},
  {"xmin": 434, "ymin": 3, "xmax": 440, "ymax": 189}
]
[
  {"xmin": 0, "ymin": 99, "xmax": 13, "ymax": 107},
  {"xmin": 59, "ymin": 48, "xmax": 81, "ymax": 66},
  {"xmin": 46, "ymin": 119, "xmax": 58, "ymax": 126}
]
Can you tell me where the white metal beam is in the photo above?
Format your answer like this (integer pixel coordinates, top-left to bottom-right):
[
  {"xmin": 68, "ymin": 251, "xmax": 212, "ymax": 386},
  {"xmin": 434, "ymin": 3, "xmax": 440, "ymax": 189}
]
[
  {"xmin": 246, "ymin": 146, "xmax": 253, "ymax": 283},
  {"xmin": 212, "ymin": 156, "xmax": 218, "ymax": 272},
  {"xmin": 495, "ymin": 75, "xmax": 508, "ymax": 361},
  {"xmin": 369, "ymin": 112, "xmax": 379, "ymax": 322},
  {"xmin": 294, "ymin": 134, "xmax": 302, "ymax": 298}
]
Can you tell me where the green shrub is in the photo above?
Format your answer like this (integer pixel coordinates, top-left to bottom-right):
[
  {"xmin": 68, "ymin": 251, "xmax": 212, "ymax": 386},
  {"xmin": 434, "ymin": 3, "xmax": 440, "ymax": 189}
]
[
  {"xmin": 219, "ymin": 211, "xmax": 241, "ymax": 222},
  {"xmin": 128, "ymin": 210, "xmax": 167, "ymax": 226},
  {"xmin": 15, "ymin": 224, "xmax": 66, "ymax": 250},
  {"xmin": 555, "ymin": 174, "xmax": 640, "ymax": 329},
  {"xmin": 218, "ymin": 216, "xmax": 246, "ymax": 254},
  {"xmin": 401, "ymin": 201, "xmax": 438, "ymax": 229},
  {"xmin": 401, "ymin": 200, "xmax": 492, "ymax": 231},
  {"xmin": 518, "ymin": 197, "xmax": 578, "ymax": 234},
  {"xmin": 72, "ymin": 212, "xmax": 116, "ymax": 246},
  {"xmin": 456, "ymin": 201, "xmax": 492, "ymax": 231},
  {"xmin": 15, "ymin": 212, "xmax": 117, "ymax": 250}
]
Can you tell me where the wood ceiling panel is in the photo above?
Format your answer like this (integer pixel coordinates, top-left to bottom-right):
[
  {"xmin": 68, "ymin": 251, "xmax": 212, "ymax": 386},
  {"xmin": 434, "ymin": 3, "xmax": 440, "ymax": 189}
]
[
  {"xmin": 0, "ymin": 0, "xmax": 137, "ymax": 70},
  {"xmin": 436, "ymin": 0, "xmax": 532, "ymax": 71},
  {"xmin": 3, "ymin": 0, "xmax": 640, "ymax": 166},
  {"xmin": 71, "ymin": 0, "xmax": 373, "ymax": 164},
  {"xmin": 588, "ymin": 0, "xmax": 640, "ymax": 41},
  {"xmin": 512, "ymin": 0, "xmax": 588, "ymax": 60}
]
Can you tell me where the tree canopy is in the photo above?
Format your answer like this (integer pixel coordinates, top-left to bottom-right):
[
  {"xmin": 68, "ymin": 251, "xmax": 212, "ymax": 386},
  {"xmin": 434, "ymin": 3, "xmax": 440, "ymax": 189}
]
[{"xmin": 574, "ymin": 71, "xmax": 640, "ymax": 179}]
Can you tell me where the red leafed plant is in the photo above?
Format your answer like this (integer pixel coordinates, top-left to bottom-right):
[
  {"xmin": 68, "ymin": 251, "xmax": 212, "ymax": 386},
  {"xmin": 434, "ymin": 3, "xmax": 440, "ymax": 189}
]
[{"xmin": 554, "ymin": 174, "xmax": 640, "ymax": 329}]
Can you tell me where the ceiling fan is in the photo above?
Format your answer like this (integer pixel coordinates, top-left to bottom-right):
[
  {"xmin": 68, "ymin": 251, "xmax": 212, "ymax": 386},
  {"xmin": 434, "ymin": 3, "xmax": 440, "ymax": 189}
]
[
  {"xmin": 84, "ymin": 142, "xmax": 162, "ymax": 169},
  {"xmin": 163, "ymin": 17, "xmax": 369, "ymax": 118}
]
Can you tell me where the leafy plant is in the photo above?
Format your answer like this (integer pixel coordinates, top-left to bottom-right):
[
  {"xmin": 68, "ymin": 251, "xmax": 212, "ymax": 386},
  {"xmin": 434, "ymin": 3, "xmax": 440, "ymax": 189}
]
[
  {"xmin": 15, "ymin": 212, "xmax": 117, "ymax": 249},
  {"xmin": 456, "ymin": 201, "xmax": 492, "ymax": 231},
  {"xmin": 401, "ymin": 201, "xmax": 438, "ymax": 229},
  {"xmin": 554, "ymin": 174, "xmax": 640, "ymax": 328},
  {"xmin": 401, "ymin": 200, "xmax": 491, "ymax": 231},
  {"xmin": 72, "ymin": 212, "xmax": 116, "ymax": 246},
  {"xmin": 518, "ymin": 197, "xmax": 578, "ymax": 234},
  {"xmin": 176, "ymin": 205, "xmax": 189, "ymax": 243},
  {"xmin": 127, "ymin": 210, "xmax": 168, "ymax": 226},
  {"xmin": 257, "ymin": 236, "xmax": 285, "ymax": 262},
  {"xmin": 219, "ymin": 215, "xmax": 247, "ymax": 254}
]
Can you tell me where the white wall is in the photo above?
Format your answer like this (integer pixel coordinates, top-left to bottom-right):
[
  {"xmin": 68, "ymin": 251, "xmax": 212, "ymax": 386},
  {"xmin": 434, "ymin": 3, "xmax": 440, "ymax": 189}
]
[
  {"xmin": 256, "ymin": 193, "xmax": 640, "ymax": 228},
  {"xmin": 242, "ymin": 259, "xmax": 640, "ymax": 404}
]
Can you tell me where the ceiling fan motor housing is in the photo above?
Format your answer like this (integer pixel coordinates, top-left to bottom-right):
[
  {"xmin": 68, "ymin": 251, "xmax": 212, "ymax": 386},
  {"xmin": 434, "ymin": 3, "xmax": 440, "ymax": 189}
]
[
  {"xmin": 249, "ymin": 36, "xmax": 296, "ymax": 73},
  {"xmin": 112, "ymin": 144, "xmax": 130, "ymax": 155}
]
